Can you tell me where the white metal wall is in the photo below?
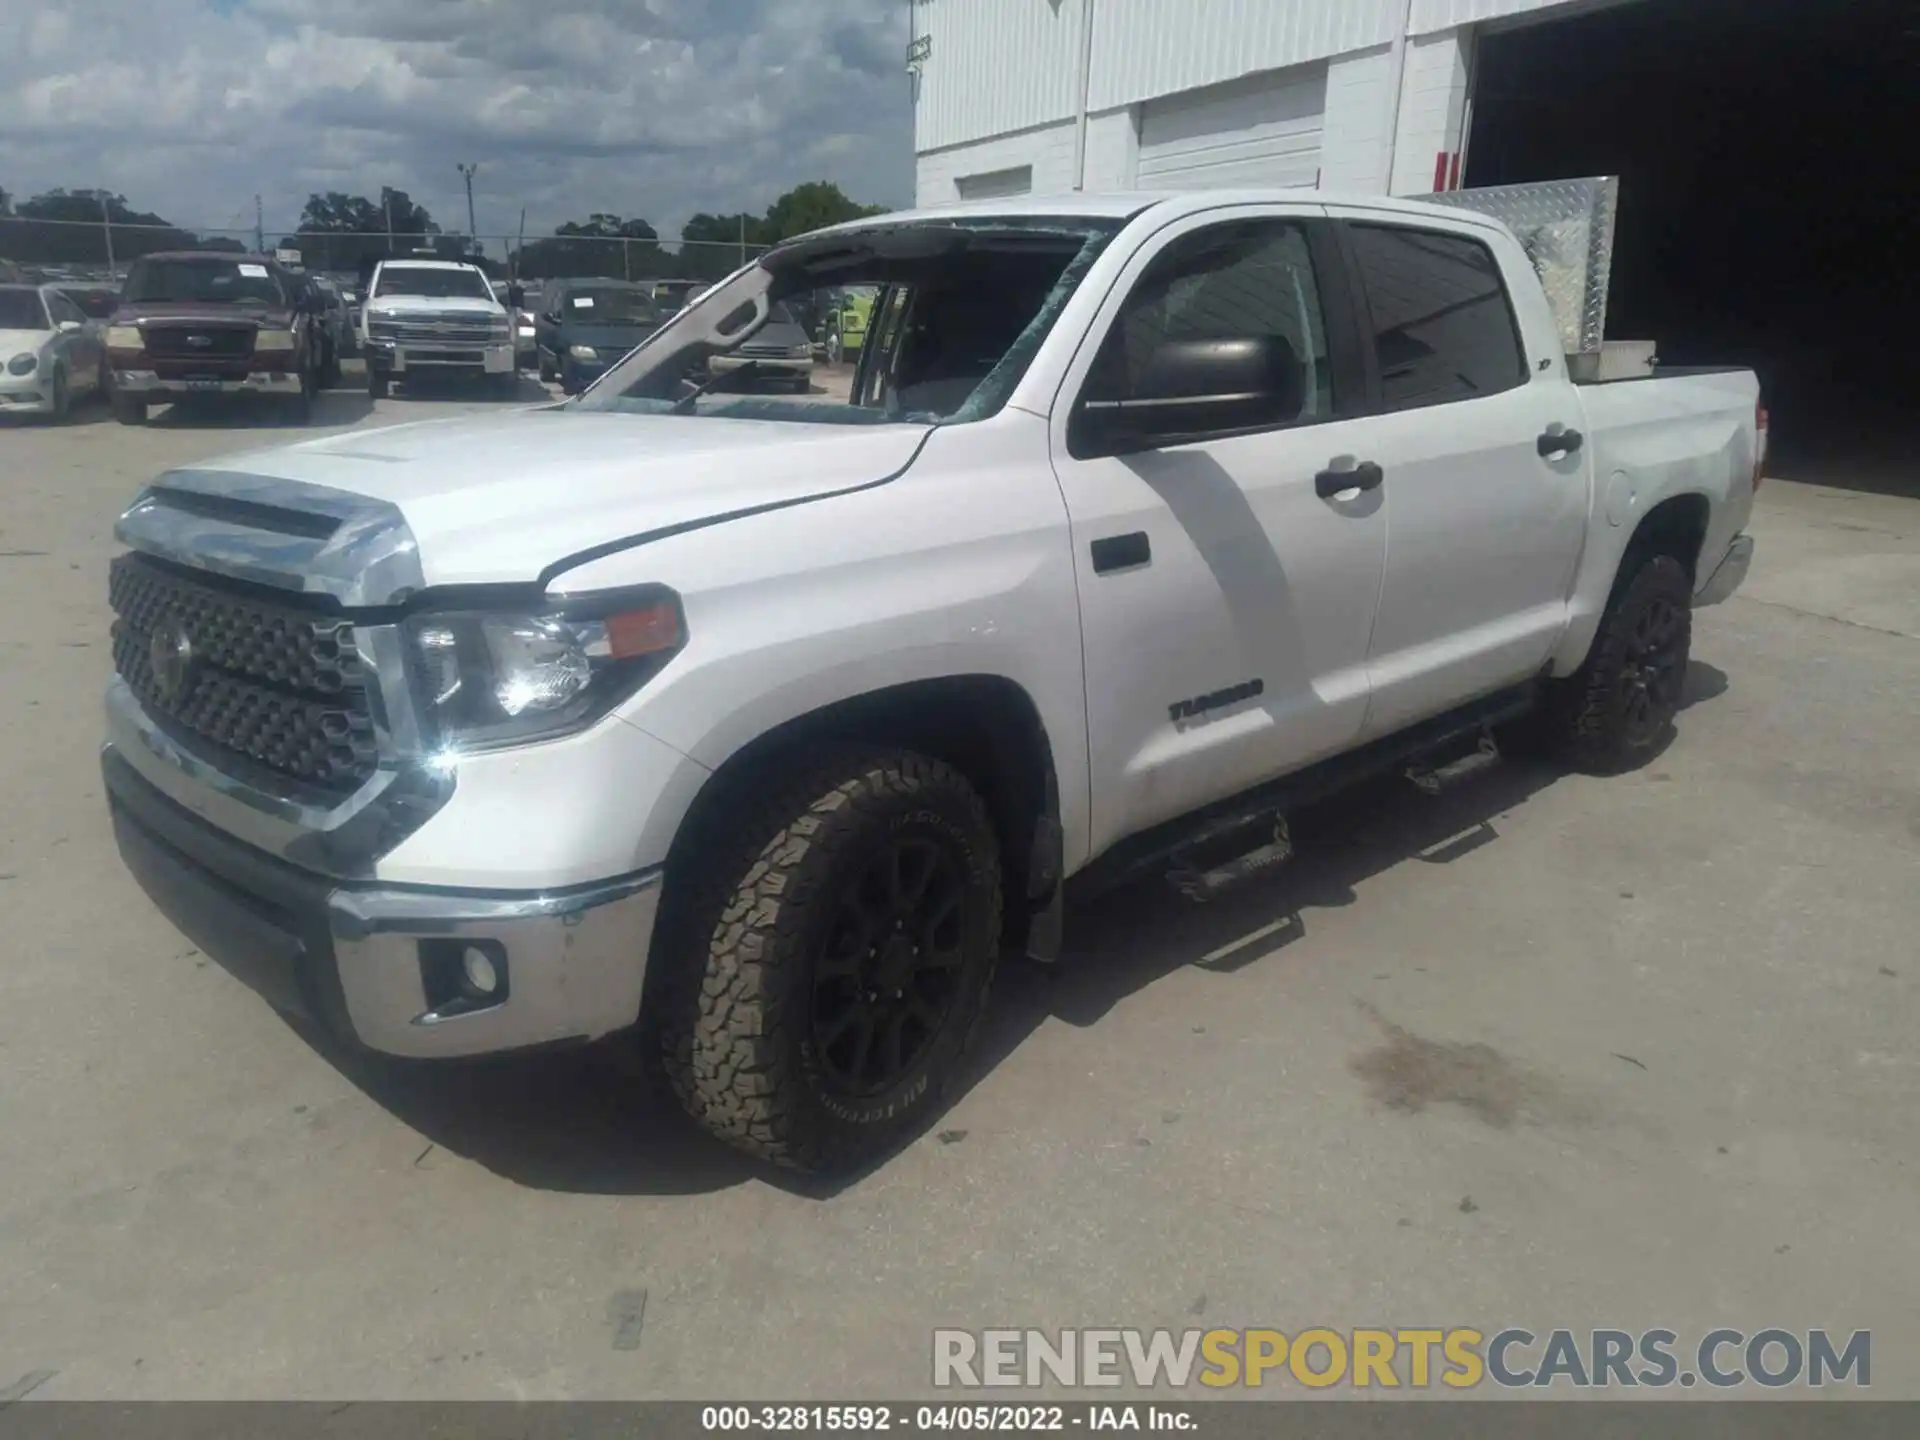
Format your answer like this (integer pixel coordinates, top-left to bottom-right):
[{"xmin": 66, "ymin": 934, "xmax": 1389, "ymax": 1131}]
[
  {"xmin": 1087, "ymin": 0, "xmax": 1401, "ymax": 110},
  {"xmin": 1409, "ymin": 0, "xmax": 1571, "ymax": 33},
  {"xmin": 912, "ymin": 0, "xmax": 1086, "ymax": 153},
  {"xmin": 1136, "ymin": 68, "xmax": 1328, "ymax": 190}
]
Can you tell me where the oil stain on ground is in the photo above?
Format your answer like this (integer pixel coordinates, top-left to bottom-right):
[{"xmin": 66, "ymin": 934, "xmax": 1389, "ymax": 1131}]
[{"xmin": 1350, "ymin": 1002, "xmax": 1580, "ymax": 1129}]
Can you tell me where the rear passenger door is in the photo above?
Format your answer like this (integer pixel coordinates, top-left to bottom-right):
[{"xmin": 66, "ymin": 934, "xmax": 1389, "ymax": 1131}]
[{"xmin": 1322, "ymin": 209, "xmax": 1590, "ymax": 737}]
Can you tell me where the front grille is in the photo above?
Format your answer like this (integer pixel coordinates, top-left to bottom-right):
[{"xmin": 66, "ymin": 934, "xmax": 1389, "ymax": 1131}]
[
  {"xmin": 109, "ymin": 554, "xmax": 378, "ymax": 796},
  {"xmin": 142, "ymin": 327, "xmax": 255, "ymax": 359},
  {"xmin": 738, "ymin": 342, "xmax": 800, "ymax": 358},
  {"xmin": 371, "ymin": 316, "xmax": 501, "ymax": 346}
]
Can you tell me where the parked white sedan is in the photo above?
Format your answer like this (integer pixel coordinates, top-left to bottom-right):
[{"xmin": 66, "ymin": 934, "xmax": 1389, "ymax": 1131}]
[{"xmin": 0, "ymin": 283, "xmax": 107, "ymax": 421}]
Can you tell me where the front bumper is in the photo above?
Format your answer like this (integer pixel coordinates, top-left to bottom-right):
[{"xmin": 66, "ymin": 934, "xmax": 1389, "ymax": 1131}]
[
  {"xmin": 1695, "ymin": 534, "xmax": 1754, "ymax": 607},
  {"xmin": 0, "ymin": 372, "xmax": 54, "ymax": 413},
  {"xmin": 709, "ymin": 354, "xmax": 813, "ymax": 379},
  {"xmin": 364, "ymin": 340, "xmax": 516, "ymax": 375},
  {"xmin": 104, "ymin": 747, "xmax": 662, "ymax": 1059},
  {"xmin": 112, "ymin": 369, "xmax": 304, "ymax": 397}
]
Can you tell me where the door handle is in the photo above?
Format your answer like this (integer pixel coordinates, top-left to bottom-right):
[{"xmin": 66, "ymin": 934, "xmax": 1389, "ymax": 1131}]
[
  {"xmin": 1090, "ymin": 531, "xmax": 1150, "ymax": 574},
  {"xmin": 1315, "ymin": 460, "xmax": 1384, "ymax": 499},
  {"xmin": 1537, "ymin": 427, "xmax": 1584, "ymax": 458}
]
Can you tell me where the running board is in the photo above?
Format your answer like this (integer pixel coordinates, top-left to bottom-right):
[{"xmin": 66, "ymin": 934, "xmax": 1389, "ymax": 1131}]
[
  {"xmin": 1166, "ymin": 811, "xmax": 1293, "ymax": 902},
  {"xmin": 1405, "ymin": 734, "xmax": 1501, "ymax": 795}
]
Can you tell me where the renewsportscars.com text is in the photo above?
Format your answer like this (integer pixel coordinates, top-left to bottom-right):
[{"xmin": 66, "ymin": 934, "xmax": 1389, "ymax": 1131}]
[{"xmin": 932, "ymin": 1328, "xmax": 1871, "ymax": 1390}]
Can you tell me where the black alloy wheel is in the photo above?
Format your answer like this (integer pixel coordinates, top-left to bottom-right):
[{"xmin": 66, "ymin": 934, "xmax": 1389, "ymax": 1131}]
[
  {"xmin": 1618, "ymin": 590, "xmax": 1687, "ymax": 748},
  {"xmin": 811, "ymin": 835, "xmax": 969, "ymax": 1098}
]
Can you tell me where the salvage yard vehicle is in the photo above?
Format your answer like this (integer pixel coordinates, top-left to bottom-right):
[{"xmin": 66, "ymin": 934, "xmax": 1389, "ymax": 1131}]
[
  {"xmin": 100, "ymin": 191, "xmax": 1762, "ymax": 1175},
  {"xmin": 705, "ymin": 300, "xmax": 814, "ymax": 393},
  {"xmin": 532, "ymin": 279, "xmax": 665, "ymax": 393},
  {"xmin": 104, "ymin": 251, "xmax": 324, "ymax": 424},
  {"xmin": 820, "ymin": 283, "xmax": 875, "ymax": 365},
  {"xmin": 358, "ymin": 258, "xmax": 518, "ymax": 398},
  {"xmin": 0, "ymin": 283, "xmax": 107, "ymax": 421}
]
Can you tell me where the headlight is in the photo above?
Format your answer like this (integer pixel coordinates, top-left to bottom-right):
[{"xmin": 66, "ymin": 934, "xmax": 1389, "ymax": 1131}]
[
  {"xmin": 786, "ymin": 343, "xmax": 813, "ymax": 359},
  {"xmin": 6, "ymin": 353, "xmax": 35, "ymax": 376},
  {"xmin": 107, "ymin": 326, "xmax": 143, "ymax": 348},
  {"xmin": 568, "ymin": 344, "xmax": 598, "ymax": 361},
  {"xmin": 406, "ymin": 590, "xmax": 684, "ymax": 751},
  {"xmin": 254, "ymin": 329, "xmax": 296, "ymax": 350}
]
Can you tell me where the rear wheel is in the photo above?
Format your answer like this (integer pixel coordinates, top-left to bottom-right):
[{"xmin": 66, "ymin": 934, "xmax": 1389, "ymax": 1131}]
[
  {"xmin": 649, "ymin": 749, "xmax": 1004, "ymax": 1174},
  {"xmin": 1547, "ymin": 553, "xmax": 1694, "ymax": 773},
  {"xmin": 367, "ymin": 369, "xmax": 390, "ymax": 400}
]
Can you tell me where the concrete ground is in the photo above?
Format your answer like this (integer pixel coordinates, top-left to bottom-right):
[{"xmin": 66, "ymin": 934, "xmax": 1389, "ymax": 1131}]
[{"xmin": 0, "ymin": 381, "xmax": 1915, "ymax": 1401}]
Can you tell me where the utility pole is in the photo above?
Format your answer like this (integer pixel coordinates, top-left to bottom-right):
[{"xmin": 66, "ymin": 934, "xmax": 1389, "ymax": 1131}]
[
  {"xmin": 457, "ymin": 163, "xmax": 479, "ymax": 253},
  {"xmin": 514, "ymin": 207, "xmax": 526, "ymax": 278},
  {"xmin": 254, "ymin": 194, "xmax": 264, "ymax": 254},
  {"xmin": 384, "ymin": 192, "xmax": 395, "ymax": 252},
  {"xmin": 738, "ymin": 213, "xmax": 746, "ymax": 267},
  {"xmin": 100, "ymin": 192, "xmax": 116, "ymax": 279}
]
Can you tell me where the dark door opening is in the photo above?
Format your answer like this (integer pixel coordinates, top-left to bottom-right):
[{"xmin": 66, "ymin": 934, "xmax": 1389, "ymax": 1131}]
[{"xmin": 1467, "ymin": 0, "xmax": 1918, "ymax": 493}]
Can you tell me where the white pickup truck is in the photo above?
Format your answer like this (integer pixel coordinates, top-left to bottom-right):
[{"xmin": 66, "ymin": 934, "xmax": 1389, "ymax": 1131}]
[
  {"xmin": 102, "ymin": 191, "xmax": 1762, "ymax": 1173},
  {"xmin": 357, "ymin": 257, "xmax": 518, "ymax": 398}
]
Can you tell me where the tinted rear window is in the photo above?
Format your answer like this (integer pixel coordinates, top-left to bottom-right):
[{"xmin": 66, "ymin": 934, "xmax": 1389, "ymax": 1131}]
[{"xmin": 1347, "ymin": 224, "xmax": 1526, "ymax": 410}]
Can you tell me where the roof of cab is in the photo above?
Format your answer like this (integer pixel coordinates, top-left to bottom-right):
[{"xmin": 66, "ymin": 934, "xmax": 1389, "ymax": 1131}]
[{"xmin": 785, "ymin": 188, "xmax": 1506, "ymax": 248}]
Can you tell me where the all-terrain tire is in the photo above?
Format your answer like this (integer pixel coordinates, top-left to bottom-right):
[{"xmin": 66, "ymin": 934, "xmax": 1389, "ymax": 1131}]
[
  {"xmin": 1547, "ymin": 552, "xmax": 1694, "ymax": 774},
  {"xmin": 648, "ymin": 748, "xmax": 1003, "ymax": 1174}
]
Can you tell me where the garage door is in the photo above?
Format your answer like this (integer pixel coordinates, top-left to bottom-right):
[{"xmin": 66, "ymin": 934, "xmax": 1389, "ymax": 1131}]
[
  {"xmin": 955, "ymin": 165, "xmax": 1034, "ymax": 201},
  {"xmin": 1137, "ymin": 68, "xmax": 1327, "ymax": 191}
]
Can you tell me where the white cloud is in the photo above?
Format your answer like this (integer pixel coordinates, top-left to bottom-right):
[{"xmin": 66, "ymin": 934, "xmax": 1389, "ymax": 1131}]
[{"xmin": 0, "ymin": 0, "xmax": 914, "ymax": 244}]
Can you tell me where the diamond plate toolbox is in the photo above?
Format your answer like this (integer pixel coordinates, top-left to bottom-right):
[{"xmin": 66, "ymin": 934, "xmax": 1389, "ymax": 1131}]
[{"xmin": 1427, "ymin": 176, "xmax": 1620, "ymax": 356}]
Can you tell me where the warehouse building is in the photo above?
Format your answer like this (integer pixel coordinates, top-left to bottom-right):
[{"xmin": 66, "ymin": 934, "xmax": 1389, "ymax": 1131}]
[{"xmin": 908, "ymin": 0, "xmax": 1914, "ymax": 485}]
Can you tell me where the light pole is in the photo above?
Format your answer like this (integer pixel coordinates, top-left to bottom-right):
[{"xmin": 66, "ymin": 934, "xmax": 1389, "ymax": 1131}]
[{"xmin": 456, "ymin": 162, "xmax": 480, "ymax": 253}]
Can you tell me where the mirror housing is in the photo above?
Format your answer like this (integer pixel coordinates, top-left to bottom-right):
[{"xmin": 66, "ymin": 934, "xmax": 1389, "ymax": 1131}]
[
  {"xmin": 506, "ymin": 283, "xmax": 526, "ymax": 309},
  {"xmin": 58, "ymin": 319, "xmax": 83, "ymax": 333},
  {"xmin": 1071, "ymin": 336, "xmax": 1304, "ymax": 458}
]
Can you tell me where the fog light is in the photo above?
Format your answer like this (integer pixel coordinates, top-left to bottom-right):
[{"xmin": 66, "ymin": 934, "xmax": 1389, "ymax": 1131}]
[{"xmin": 462, "ymin": 945, "xmax": 499, "ymax": 996}]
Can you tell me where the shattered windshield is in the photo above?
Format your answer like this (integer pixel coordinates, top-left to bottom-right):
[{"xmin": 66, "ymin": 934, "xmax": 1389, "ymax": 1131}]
[{"xmin": 571, "ymin": 217, "xmax": 1122, "ymax": 426}]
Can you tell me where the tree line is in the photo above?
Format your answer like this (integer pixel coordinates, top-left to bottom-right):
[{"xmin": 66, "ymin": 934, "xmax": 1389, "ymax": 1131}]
[{"xmin": 2, "ymin": 180, "xmax": 887, "ymax": 281}]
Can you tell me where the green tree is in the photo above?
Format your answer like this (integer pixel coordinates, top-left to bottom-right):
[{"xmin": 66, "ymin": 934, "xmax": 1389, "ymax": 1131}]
[
  {"xmin": 762, "ymin": 181, "xmax": 887, "ymax": 242},
  {"xmin": 288, "ymin": 187, "xmax": 442, "ymax": 272},
  {"xmin": 513, "ymin": 214, "xmax": 665, "ymax": 281}
]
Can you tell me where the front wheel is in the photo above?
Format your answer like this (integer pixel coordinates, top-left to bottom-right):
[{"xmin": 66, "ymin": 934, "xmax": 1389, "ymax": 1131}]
[
  {"xmin": 649, "ymin": 750, "xmax": 1004, "ymax": 1174},
  {"xmin": 1547, "ymin": 553, "xmax": 1694, "ymax": 774},
  {"xmin": 537, "ymin": 351, "xmax": 555, "ymax": 384},
  {"xmin": 47, "ymin": 366, "xmax": 70, "ymax": 423},
  {"xmin": 112, "ymin": 393, "xmax": 147, "ymax": 426},
  {"xmin": 367, "ymin": 369, "xmax": 390, "ymax": 400}
]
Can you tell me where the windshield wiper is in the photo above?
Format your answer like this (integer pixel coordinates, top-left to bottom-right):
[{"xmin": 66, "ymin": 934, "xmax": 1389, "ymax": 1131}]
[{"xmin": 670, "ymin": 360, "xmax": 763, "ymax": 415}]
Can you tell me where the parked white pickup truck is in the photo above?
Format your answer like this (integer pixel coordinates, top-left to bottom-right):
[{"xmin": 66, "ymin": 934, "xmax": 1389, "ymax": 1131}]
[
  {"xmin": 103, "ymin": 191, "xmax": 1762, "ymax": 1173},
  {"xmin": 357, "ymin": 258, "xmax": 518, "ymax": 398}
]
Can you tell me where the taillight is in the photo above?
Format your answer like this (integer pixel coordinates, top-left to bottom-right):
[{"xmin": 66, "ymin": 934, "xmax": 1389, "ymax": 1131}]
[{"xmin": 1754, "ymin": 401, "xmax": 1769, "ymax": 494}]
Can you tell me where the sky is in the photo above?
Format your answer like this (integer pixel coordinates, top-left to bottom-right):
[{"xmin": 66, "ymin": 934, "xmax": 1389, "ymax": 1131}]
[{"xmin": 0, "ymin": 0, "xmax": 917, "ymax": 245}]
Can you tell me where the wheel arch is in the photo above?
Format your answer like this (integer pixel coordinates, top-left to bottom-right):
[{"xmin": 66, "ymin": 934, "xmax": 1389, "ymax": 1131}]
[
  {"xmin": 660, "ymin": 674, "xmax": 1063, "ymax": 958},
  {"xmin": 1551, "ymin": 489, "xmax": 1714, "ymax": 676}
]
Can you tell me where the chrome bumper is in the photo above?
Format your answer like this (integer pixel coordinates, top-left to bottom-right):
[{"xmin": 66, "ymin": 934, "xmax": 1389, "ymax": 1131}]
[
  {"xmin": 366, "ymin": 340, "xmax": 516, "ymax": 374},
  {"xmin": 105, "ymin": 744, "xmax": 662, "ymax": 1059},
  {"xmin": 1695, "ymin": 534, "xmax": 1754, "ymax": 608},
  {"xmin": 709, "ymin": 354, "xmax": 812, "ymax": 376},
  {"xmin": 113, "ymin": 369, "xmax": 304, "ymax": 396}
]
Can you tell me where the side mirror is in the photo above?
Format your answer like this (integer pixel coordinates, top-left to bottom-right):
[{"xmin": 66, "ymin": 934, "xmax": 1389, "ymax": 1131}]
[
  {"xmin": 58, "ymin": 320, "xmax": 82, "ymax": 333},
  {"xmin": 1071, "ymin": 336, "xmax": 1304, "ymax": 457},
  {"xmin": 506, "ymin": 284, "xmax": 526, "ymax": 309}
]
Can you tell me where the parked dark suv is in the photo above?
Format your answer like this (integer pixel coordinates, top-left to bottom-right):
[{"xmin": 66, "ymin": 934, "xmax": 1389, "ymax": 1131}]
[{"xmin": 105, "ymin": 252, "xmax": 324, "ymax": 425}]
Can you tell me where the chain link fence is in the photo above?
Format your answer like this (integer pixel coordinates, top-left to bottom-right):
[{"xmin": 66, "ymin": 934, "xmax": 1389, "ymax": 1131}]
[{"xmin": 0, "ymin": 215, "xmax": 770, "ymax": 286}]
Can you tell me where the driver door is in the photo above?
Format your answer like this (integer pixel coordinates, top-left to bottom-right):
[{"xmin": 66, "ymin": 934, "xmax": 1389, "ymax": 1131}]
[{"xmin": 1048, "ymin": 206, "xmax": 1390, "ymax": 858}]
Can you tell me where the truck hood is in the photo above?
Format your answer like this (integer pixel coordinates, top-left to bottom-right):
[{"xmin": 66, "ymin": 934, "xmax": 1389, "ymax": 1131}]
[
  {"xmin": 364, "ymin": 294, "xmax": 503, "ymax": 317},
  {"xmin": 162, "ymin": 407, "xmax": 932, "ymax": 591},
  {"xmin": 114, "ymin": 301, "xmax": 293, "ymax": 327}
]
